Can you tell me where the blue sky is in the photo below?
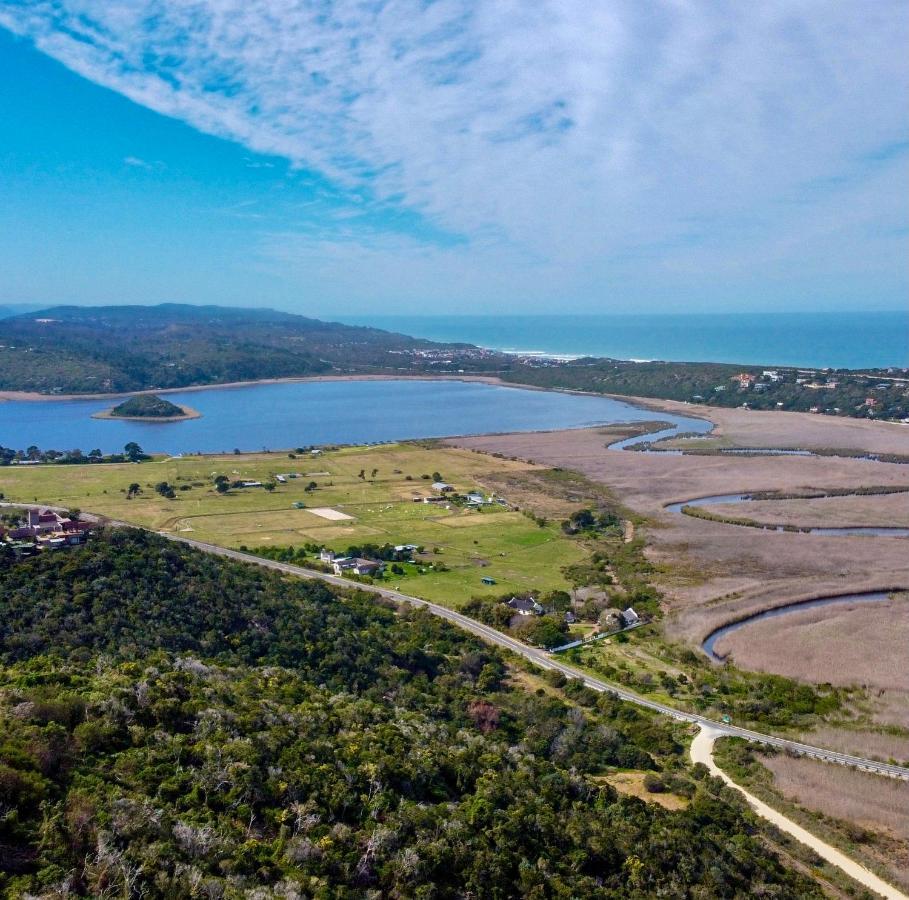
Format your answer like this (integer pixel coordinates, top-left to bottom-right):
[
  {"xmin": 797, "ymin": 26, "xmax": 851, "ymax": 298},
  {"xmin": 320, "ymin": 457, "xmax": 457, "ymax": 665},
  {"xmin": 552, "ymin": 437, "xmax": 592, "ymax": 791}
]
[{"xmin": 0, "ymin": 1, "xmax": 907, "ymax": 316}]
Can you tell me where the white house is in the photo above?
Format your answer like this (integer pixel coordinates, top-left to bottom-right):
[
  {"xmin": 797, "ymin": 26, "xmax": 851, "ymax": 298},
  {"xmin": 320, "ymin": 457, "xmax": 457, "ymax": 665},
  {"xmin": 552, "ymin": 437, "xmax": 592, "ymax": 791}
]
[
  {"xmin": 507, "ymin": 596, "xmax": 544, "ymax": 616},
  {"xmin": 332, "ymin": 557, "xmax": 382, "ymax": 577},
  {"xmin": 621, "ymin": 607, "xmax": 640, "ymax": 627}
]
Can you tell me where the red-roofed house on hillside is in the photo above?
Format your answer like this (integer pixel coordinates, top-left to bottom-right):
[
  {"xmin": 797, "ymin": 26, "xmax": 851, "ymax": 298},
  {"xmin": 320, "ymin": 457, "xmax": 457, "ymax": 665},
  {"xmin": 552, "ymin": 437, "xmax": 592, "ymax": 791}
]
[{"xmin": 7, "ymin": 509, "xmax": 93, "ymax": 548}]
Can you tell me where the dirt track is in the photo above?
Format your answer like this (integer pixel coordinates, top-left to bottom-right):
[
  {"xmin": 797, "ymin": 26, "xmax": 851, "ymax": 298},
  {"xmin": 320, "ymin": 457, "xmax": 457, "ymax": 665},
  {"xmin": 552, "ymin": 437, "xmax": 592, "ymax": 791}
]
[{"xmin": 691, "ymin": 727, "xmax": 909, "ymax": 900}]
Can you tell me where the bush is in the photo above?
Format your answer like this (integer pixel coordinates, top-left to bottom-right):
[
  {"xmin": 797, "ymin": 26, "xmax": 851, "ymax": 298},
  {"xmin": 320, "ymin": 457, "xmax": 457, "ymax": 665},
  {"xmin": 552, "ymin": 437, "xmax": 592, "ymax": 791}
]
[{"xmin": 643, "ymin": 773, "xmax": 666, "ymax": 793}]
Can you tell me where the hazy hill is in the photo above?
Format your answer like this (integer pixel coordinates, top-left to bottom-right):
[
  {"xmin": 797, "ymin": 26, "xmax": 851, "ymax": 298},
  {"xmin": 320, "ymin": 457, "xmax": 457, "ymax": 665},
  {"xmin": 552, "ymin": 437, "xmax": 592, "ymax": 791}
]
[{"xmin": 0, "ymin": 303, "xmax": 496, "ymax": 394}]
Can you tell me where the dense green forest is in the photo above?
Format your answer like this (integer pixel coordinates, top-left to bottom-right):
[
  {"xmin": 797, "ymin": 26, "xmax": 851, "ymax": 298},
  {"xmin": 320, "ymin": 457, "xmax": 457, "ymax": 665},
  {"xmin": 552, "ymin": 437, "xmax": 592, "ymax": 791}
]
[
  {"xmin": 0, "ymin": 305, "xmax": 498, "ymax": 393},
  {"xmin": 0, "ymin": 530, "xmax": 821, "ymax": 897}
]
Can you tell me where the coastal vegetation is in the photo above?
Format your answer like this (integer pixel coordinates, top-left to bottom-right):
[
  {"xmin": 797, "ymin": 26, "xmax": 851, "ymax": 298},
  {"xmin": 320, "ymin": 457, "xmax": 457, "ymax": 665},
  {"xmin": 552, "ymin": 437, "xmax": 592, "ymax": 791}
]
[
  {"xmin": 0, "ymin": 304, "xmax": 498, "ymax": 394},
  {"xmin": 0, "ymin": 529, "xmax": 823, "ymax": 897},
  {"xmin": 505, "ymin": 359, "xmax": 909, "ymax": 421},
  {"xmin": 567, "ymin": 627, "xmax": 850, "ymax": 730}
]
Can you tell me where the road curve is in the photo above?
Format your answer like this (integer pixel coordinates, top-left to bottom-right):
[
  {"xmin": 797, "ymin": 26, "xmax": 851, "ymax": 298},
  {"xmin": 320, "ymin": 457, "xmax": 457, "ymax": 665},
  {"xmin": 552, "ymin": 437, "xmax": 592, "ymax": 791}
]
[
  {"xmin": 163, "ymin": 532, "xmax": 909, "ymax": 781},
  {"xmin": 691, "ymin": 726, "xmax": 909, "ymax": 900},
  {"xmin": 3, "ymin": 501, "xmax": 906, "ymax": 780}
]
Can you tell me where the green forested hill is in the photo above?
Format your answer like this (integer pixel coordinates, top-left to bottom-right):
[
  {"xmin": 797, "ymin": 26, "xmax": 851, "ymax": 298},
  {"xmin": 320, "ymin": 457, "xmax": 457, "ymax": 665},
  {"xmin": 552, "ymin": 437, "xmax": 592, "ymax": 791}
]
[
  {"xmin": 0, "ymin": 304, "xmax": 495, "ymax": 393},
  {"xmin": 0, "ymin": 530, "xmax": 820, "ymax": 897}
]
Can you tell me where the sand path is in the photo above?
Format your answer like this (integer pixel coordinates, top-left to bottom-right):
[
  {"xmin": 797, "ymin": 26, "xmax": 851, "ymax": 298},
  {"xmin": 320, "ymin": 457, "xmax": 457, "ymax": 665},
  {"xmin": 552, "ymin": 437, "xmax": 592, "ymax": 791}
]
[{"xmin": 690, "ymin": 726, "xmax": 908, "ymax": 900}]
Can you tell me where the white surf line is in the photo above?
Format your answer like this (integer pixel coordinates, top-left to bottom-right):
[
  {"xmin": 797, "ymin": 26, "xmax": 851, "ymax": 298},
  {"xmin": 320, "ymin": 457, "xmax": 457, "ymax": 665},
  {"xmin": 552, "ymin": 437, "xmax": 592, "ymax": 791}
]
[{"xmin": 690, "ymin": 726, "xmax": 908, "ymax": 900}]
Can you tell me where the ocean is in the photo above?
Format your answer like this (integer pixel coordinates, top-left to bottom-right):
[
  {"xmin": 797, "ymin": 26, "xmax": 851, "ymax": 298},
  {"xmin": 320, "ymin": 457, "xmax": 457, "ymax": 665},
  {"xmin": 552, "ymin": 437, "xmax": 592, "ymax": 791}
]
[{"xmin": 338, "ymin": 311, "xmax": 909, "ymax": 369}]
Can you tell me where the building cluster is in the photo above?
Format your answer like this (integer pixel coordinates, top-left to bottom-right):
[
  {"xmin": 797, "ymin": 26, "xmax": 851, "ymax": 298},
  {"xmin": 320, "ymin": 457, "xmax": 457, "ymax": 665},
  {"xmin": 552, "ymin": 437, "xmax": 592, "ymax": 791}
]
[
  {"xmin": 1, "ymin": 508, "xmax": 93, "ymax": 553},
  {"xmin": 319, "ymin": 546, "xmax": 419, "ymax": 578},
  {"xmin": 505, "ymin": 594, "xmax": 641, "ymax": 630}
]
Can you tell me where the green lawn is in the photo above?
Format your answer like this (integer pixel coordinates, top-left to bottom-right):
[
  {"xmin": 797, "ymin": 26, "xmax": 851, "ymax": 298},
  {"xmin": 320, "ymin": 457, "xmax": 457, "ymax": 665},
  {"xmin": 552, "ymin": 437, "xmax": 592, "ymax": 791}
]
[{"xmin": 0, "ymin": 443, "xmax": 588, "ymax": 607}]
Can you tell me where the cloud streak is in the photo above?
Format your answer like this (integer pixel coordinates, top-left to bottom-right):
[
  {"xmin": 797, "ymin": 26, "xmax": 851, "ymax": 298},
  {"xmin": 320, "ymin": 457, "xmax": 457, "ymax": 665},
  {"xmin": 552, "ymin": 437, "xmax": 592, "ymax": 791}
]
[{"xmin": 1, "ymin": 0, "xmax": 906, "ymax": 310}]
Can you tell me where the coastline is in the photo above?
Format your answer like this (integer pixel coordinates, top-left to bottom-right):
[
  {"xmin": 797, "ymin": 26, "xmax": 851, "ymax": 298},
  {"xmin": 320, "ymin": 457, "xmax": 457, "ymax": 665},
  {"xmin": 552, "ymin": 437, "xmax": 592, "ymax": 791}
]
[{"xmin": 90, "ymin": 404, "xmax": 202, "ymax": 422}]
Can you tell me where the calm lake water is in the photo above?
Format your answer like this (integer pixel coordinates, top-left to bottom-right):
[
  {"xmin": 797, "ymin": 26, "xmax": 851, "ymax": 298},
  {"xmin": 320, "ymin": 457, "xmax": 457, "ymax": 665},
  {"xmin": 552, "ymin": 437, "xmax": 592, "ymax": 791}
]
[{"xmin": 0, "ymin": 379, "xmax": 710, "ymax": 455}]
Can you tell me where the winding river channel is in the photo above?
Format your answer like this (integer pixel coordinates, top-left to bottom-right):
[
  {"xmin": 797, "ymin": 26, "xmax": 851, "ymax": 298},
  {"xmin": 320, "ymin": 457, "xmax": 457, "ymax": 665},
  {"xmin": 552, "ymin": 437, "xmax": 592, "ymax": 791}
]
[
  {"xmin": 701, "ymin": 591, "xmax": 894, "ymax": 661},
  {"xmin": 665, "ymin": 493, "xmax": 909, "ymax": 537}
]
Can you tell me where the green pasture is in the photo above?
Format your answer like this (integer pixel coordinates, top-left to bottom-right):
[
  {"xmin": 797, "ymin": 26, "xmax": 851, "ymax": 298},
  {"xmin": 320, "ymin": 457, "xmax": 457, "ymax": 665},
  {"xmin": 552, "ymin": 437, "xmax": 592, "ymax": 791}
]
[{"xmin": 0, "ymin": 443, "xmax": 588, "ymax": 606}]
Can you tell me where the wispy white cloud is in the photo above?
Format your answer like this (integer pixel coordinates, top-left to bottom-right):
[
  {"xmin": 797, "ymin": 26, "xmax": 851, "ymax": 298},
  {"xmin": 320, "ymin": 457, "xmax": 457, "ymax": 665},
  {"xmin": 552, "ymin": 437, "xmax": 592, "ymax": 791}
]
[{"xmin": 1, "ymin": 0, "xmax": 906, "ymax": 311}]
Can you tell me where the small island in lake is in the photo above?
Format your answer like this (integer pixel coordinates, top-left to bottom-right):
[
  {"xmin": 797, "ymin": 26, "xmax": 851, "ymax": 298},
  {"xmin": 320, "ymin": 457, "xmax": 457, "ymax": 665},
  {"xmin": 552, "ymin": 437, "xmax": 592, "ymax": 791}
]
[{"xmin": 93, "ymin": 393, "xmax": 200, "ymax": 422}]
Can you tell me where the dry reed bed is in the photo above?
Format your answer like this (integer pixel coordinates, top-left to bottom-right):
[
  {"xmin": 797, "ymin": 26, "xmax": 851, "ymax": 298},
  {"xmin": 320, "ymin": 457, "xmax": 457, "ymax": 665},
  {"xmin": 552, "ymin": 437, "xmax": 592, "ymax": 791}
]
[
  {"xmin": 705, "ymin": 491, "xmax": 909, "ymax": 528},
  {"xmin": 759, "ymin": 753, "xmax": 909, "ymax": 889},
  {"xmin": 712, "ymin": 599, "xmax": 909, "ymax": 693}
]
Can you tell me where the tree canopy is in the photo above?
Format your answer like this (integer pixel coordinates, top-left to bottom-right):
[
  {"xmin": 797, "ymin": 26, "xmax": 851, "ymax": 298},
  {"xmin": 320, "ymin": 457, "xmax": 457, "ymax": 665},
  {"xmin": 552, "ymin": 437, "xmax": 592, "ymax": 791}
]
[{"xmin": 0, "ymin": 530, "xmax": 821, "ymax": 897}]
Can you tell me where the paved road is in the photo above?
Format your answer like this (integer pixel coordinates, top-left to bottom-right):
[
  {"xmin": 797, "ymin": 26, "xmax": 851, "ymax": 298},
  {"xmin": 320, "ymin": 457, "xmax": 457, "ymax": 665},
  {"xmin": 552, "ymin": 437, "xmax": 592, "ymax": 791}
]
[
  {"xmin": 692, "ymin": 726, "xmax": 908, "ymax": 900},
  {"xmin": 4, "ymin": 501, "xmax": 906, "ymax": 781},
  {"xmin": 163, "ymin": 532, "xmax": 909, "ymax": 781}
]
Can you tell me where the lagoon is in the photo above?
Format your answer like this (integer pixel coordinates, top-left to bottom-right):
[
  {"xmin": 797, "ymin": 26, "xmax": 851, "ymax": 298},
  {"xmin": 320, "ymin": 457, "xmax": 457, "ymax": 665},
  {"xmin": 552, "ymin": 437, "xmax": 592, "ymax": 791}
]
[{"xmin": 0, "ymin": 378, "xmax": 710, "ymax": 456}]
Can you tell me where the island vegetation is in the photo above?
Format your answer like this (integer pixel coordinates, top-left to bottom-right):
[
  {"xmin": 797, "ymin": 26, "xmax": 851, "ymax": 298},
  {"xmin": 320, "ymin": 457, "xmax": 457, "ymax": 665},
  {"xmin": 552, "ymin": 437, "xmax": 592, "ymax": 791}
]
[
  {"xmin": 0, "ymin": 528, "xmax": 824, "ymax": 897},
  {"xmin": 102, "ymin": 393, "xmax": 192, "ymax": 420}
]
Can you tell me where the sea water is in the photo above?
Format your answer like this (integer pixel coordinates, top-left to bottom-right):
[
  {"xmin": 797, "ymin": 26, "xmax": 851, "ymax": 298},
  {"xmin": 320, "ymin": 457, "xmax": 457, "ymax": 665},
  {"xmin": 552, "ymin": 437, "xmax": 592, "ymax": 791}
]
[{"xmin": 340, "ymin": 311, "xmax": 909, "ymax": 369}]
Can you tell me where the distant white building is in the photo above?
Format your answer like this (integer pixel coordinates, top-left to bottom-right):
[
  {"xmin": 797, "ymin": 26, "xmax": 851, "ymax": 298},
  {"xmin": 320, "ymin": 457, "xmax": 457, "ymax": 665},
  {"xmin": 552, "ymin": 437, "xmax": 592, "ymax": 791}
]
[{"xmin": 621, "ymin": 607, "xmax": 640, "ymax": 627}]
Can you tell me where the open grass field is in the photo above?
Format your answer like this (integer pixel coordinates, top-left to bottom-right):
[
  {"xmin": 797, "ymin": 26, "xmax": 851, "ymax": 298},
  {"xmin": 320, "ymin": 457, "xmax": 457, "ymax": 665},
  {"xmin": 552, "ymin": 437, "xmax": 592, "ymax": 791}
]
[{"xmin": 0, "ymin": 443, "xmax": 590, "ymax": 607}]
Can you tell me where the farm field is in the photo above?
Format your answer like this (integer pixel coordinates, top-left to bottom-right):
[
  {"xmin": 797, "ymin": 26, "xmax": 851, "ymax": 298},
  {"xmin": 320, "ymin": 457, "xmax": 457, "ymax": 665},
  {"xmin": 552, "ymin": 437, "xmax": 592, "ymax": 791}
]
[{"xmin": 0, "ymin": 443, "xmax": 592, "ymax": 607}]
